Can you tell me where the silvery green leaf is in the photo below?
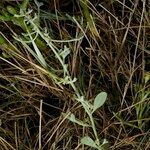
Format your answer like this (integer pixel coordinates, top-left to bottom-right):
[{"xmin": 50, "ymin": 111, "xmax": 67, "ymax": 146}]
[
  {"xmin": 81, "ymin": 136, "xmax": 98, "ymax": 148},
  {"xmin": 13, "ymin": 36, "xmax": 37, "ymax": 59},
  {"xmin": 68, "ymin": 113, "xmax": 76, "ymax": 122},
  {"xmin": 14, "ymin": 9, "xmax": 32, "ymax": 18},
  {"xmin": 58, "ymin": 76, "xmax": 77, "ymax": 85},
  {"xmin": 102, "ymin": 139, "xmax": 108, "ymax": 145},
  {"xmin": 92, "ymin": 92, "xmax": 107, "ymax": 113},
  {"xmin": 34, "ymin": 0, "xmax": 43, "ymax": 8},
  {"xmin": 59, "ymin": 45, "xmax": 70, "ymax": 60},
  {"xmin": 61, "ymin": 76, "xmax": 70, "ymax": 85},
  {"xmin": 32, "ymin": 39, "xmax": 47, "ymax": 68},
  {"xmin": 101, "ymin": 139, "xmax": 109, "ymax": 149},
  {"xmin": 67, "ymin": 113, "xmax": 89, "ymax": 127},
  {"xmin": 72, "ymin": 77, "xmax": 77, "ymax": 83}
]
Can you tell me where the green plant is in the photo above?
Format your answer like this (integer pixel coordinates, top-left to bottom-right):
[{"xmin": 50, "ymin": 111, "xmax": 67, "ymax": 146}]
[
  {"xmin": 1, "ymin": 0, "xmax": 150, "ymax": 149},
  {"xmin": 6, "ymin": 1, "xmax": 108, "ymax": 149}
]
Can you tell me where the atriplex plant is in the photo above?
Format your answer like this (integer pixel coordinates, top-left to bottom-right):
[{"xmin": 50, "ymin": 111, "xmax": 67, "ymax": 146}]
[{"xmin": 1, "ymin": 1, "xmax": 108, "ymax": 149}]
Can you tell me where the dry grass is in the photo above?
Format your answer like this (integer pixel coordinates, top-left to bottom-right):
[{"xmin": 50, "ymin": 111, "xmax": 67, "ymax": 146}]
[{"xmin": 0, "ymin": 0, "xmax": 150, "ymax": 149}]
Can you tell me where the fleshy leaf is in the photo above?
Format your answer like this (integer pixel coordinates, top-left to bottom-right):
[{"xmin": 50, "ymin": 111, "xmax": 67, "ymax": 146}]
[
  {"xmin": 59, "ymin": 45, "xmax": 70, "ymax": 61},
  {"xmin": 34, "ymin": 0, "xmax": 43, "ymax": 8},
  {"xmin": 67, "ymin": 113, "xmax": 89, "ymax": 127},
  {"xmin": 81, "ymin": 136, "xmax": 98, "ymax": 148},
  {"xmin": 92, "ymin": 92, "xmax": 107, "ymax": 113}
]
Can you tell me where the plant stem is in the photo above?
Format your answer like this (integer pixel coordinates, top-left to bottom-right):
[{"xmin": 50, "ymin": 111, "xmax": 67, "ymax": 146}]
[{"xmin": 89, "ymin": 113, "xmax": 99, "ymax": 145}]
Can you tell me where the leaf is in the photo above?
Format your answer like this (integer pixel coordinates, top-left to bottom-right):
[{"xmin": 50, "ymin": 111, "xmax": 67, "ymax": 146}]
[
  {"xmin": 92, "ymin": 92, "xmax": 107, "ymax": 113},
  {"xmin": 67, "ymin": 113, "xmax": 89, "ymax": 127},
  {"xmin": 101, "ymin": 139, "xmax": 109, "ymax": 149},
  {"xmin": 25, "ymin": 29, "xmax": 47, "ymax": 68},
  {"xmin": 59, "ymin": 45, "xmax": 70, "ymax": 61},
  {"xmin": 20, "ymin": 0, "xmax": 29, "ymax": 11},
  {"xmin": 68, "ymin": 113, "xmax": 76, "ymax": 122},
  {"xmin": 81, "ymin": 136, "xmax": 98, "ymax": 148},
  {"xmin": 34, "ymin": 0, "xmax": 43, "ymax": 8},
  {"xmin": 32, "ymin": 39, "xmax": 47, "ymax": 68}
]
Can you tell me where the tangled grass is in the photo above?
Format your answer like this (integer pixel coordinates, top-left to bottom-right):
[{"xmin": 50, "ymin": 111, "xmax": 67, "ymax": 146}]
[{"xmin": 0, "ymin": 0, "xmax": 150, "ymax": 149}]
